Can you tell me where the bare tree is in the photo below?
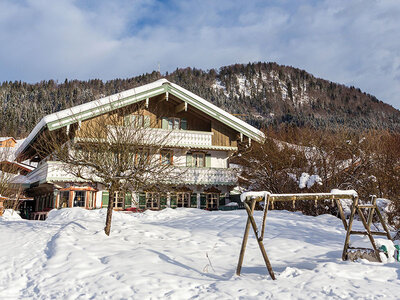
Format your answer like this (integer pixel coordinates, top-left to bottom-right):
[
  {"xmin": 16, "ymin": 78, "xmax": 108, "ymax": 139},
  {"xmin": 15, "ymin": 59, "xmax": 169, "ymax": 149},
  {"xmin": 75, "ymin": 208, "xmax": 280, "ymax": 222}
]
[
  {"xmin": 0, "ymin": 146, "xmax": 24, "ymax": 213},
  {"xmin": 35, "ymin": 102, "xmax": 185, "ymax": 235}
]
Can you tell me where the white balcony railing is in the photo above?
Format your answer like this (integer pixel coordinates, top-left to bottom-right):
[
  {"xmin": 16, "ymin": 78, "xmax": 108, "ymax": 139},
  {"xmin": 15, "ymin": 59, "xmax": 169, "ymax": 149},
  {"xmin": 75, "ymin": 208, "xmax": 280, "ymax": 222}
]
[
  {"xmin": 104, "ymin": 127, "xmax": 213, "ymax": 148},
  {"xmin": 177, "ymin": 167, "xmax": 238, "ymax": 185},
  {"xmin": 26, "ymin": 161, "xmax": 238, "ymax": 186}
]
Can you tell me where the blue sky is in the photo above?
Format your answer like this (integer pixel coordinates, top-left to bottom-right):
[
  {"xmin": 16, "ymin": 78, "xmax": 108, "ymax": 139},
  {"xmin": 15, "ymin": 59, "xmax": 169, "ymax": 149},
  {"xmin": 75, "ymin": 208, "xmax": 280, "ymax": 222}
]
[{"xmin": 0, "ymin": 0, "xmax": 399, "ymax": 109}]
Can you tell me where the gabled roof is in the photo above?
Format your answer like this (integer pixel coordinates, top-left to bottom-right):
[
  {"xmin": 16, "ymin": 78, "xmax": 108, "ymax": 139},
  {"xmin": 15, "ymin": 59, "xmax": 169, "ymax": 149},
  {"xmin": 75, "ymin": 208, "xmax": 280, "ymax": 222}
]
[
  {"xmin": 0, "ymin": 137, "xmax": 16, "ymax": 143},
  {"xmin": 16, "ymin": 79, "xmax": 264, "ymax": 158}
]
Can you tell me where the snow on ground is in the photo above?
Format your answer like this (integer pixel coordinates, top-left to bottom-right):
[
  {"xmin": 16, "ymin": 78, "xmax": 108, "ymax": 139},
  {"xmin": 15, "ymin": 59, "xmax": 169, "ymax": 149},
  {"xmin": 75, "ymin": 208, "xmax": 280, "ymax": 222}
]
[{"xmin": 1, "ymin": 208, "xmax": 399, "ymax": 299}]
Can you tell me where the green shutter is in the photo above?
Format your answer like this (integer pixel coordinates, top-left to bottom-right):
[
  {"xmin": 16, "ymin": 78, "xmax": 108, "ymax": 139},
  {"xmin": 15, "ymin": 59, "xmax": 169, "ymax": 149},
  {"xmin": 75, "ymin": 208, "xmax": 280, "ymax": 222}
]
[
  {"xmin": 186, "ymin": 153, "xmax": 192, "ymax": 167},
  {"xmin": 180, "ymin": 118, "xmax": 187, "ymax": 130},
  {"xmin": 131, "ymin": 115, "xmax": 137, "ymax": 127},
  {"xmin": 200, "ymin": 194, "xmax": 207, "ymax": 209},
  {"xmin": 124, "ymin": 115, "xmax": 131, "ymax": 126},
  {"xmin": 205, "ymin": 154, "xmax": 211, "ymax": 168},
  {"xmin": 139, "ymin": 193, "xmax": 146, "ymax": 209},
  {"xmin": 144, "ymin": 115, "xmax": 151, "ymax": 128},
  {"xmin": 102, "ymin": 191, "xmax": 109, "ymax": 208},
  {"xmin": 219, "ymin": 194, "xmax": 225, "ymax": 207},
  {"xmin": 162, "ymin": 117, "xmax": 168, "ymax": 129},
  {"xmin": 160, "ymin": 194, "xmax": 167, "ymax": 209},
  {"xmin": 190, "ymin": 194, "xmax": 197, "ymax": 208},
  {"xmin": 125, "ymin": 192, "xmax": 132, "ymax": 208},
  {"xmin": 170, "ymin": 194, "xmax": 177, "ymax": 208}
]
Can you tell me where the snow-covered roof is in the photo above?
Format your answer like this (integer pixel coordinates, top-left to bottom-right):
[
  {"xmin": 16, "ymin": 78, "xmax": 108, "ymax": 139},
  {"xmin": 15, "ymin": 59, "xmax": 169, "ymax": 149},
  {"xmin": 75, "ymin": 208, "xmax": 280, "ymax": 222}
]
[
  {"xmin": 16, "ymin": 79, "xmax": 264, "ymax": 159},
  {"xmin": 0, "ymin": 137, "xmax": 16, "ymax": 142}
]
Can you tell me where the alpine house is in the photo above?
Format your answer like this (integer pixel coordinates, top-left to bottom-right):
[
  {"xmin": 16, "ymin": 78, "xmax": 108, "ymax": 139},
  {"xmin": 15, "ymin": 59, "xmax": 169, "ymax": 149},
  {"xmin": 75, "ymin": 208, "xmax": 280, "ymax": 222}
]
[{"xmin": 15, "ymin": 79, "xmax": 263, "ymax": 214}]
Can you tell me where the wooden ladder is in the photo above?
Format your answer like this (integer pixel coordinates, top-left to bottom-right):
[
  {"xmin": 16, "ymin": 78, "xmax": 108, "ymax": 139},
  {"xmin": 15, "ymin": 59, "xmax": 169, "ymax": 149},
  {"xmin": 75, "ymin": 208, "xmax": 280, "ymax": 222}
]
[{"xmin": 342, "ymin": 195, "xmax": 392, "ymax": 262}]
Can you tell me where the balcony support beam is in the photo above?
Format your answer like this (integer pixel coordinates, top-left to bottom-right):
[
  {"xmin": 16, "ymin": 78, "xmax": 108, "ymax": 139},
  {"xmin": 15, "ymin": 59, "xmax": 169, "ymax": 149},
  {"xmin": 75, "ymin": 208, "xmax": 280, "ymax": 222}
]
[{"xmin": 175, "ymin": 102, "xmax": 187, "ymax": 113}]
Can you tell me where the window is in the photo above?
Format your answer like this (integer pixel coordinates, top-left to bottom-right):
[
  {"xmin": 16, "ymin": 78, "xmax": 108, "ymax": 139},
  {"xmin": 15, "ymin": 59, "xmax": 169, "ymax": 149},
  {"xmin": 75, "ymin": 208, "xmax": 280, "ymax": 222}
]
[
  {"xmin": 135, "ymin": 149, "xmax": 150, "ymax": 166},
  {"xmin": 192, "ymin": 153, "xmax": 205, "ymax": 167},
  {"xmin": 177, "ymin": 192, "xmax": 190, "ymax": 208},
  {"xmin": 113, "ymin": 191, "xmax": 125, "ymax": 209},
  {"xmin": 168, "ymin": 117, "xmax": 180, "ymax": 130},
  {"xmin": 124, "ymin": 114, "xmax": 150, "ymax": 128},
  {"xmin": 186, "ymin": 152, "xmax": 209, "ymax": 167},
  {"xmin": 206, "ymin": 193, "xmax": 219, "ymax": 210},
  {"xmin": 161, "ymin": 150, "xmax": 173, "ymax": 165},
  {"xmin": 73, "ymin": 191, "xmax": 86, "ymax": 207},
  {"xmin": 59, "ymin": 191, "xmax": 69, "ymax": 208},
  {"xmin": 146, "ymin": 192, "xmax": 160, "ymax": 209},
  {"xmin": 162, "ymin": 117, "xmax": 187, "ymax": 130}
]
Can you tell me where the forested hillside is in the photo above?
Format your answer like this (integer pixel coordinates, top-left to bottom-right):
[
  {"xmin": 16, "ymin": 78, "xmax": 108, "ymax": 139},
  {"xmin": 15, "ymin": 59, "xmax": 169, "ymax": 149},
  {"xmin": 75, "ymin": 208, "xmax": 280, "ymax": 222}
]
[{"xmin": 1, "ymin": 62, "xmax": 399, "ymax": 137}]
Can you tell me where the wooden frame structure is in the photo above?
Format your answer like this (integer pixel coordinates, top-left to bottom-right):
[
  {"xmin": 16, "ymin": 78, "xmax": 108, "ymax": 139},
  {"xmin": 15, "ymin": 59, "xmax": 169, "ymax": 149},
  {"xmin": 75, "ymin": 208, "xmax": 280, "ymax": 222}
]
[{"xmin": 236, "ymin": 192, "xmax": 392, "ymax": 280}]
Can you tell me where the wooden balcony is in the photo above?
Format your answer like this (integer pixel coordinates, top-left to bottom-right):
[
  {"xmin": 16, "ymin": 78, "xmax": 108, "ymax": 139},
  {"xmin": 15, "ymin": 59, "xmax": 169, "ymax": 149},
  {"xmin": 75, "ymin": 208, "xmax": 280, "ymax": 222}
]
[
  {"xmin": 103, "ymin": 127, "xmax": 237, "ymax": 150},
  {"xmin": 26, "ymin": 161, "xmax": 238, "ymax": 186}
]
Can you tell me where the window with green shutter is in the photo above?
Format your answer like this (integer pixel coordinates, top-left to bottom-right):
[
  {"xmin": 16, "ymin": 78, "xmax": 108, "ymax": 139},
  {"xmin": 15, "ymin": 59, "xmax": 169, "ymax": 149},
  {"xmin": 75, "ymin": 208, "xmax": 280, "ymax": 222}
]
[
  {"xmin": 186, "ymin": 153, "xmax": 192, "ymax": 167},
  {"xmin": 180, "ymin": 118, "xmax": 187, "ymax": 130},
  {"xmin": 162, "ymin": 117, "xmax": 168, "ymax": 129},
  {"xmin": 170, "ymin": 193, "xmax": 177, "ymax": 208},
  {"xmin": 160, "ymin": 194, "xmax": 168, "ymax": 209},
  {"xmin": 125, "ymin": 192, "xmax": 132, "ymax": 208},
  {"xmin": 143, "ymin": 115, "xmax": 150, "ymax": 128},
  {"xmin": 102, "ymin": 191, "xmax": 109, "ymax": 208},
  {"xmin": 190, "ymin": 194, "xmax": 197, "ymax": 208},
  {"xmin": 139, "ymin": 192, "xmax": 146, "ymax": 209},
  {"xmin": 200, "ymin": 193, "xmax": 207, "ymax": 209},
  {"xmin": 205, "ymin": 154, "xmax": 211, "ymax": 168}
]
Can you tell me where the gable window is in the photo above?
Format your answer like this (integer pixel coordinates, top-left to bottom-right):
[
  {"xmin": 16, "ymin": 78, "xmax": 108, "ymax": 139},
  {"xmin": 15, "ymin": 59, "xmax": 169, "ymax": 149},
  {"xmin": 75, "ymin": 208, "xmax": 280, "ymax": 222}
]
[
  {"xmin": 124, "ymin": 114, "xmax": 150, "ymax": 128},
  {"xmin": 160, "ymin": 150, "xmax": 173, "ymax": 165},
  {"xmin": 162, "ymin": 117, "xmax": 187, "ymax": 130}
]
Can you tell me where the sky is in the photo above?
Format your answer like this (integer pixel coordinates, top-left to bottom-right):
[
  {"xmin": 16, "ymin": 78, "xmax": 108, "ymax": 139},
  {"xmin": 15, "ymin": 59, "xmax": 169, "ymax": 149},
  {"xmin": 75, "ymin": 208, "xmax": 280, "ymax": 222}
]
[{"xmin": 0, "ymin": 0, "xmax": 399, "ymax": 109}]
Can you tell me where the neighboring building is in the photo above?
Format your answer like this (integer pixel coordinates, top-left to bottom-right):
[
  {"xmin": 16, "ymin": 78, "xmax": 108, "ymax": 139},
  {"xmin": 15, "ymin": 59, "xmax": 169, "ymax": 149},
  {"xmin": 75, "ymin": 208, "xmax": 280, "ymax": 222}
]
[
  {"xmin": 14, "ymin": 79, "xmax": 263, "ymax": 214},
  {"xmin": 0, "ymin": 137, "xmax": 17, "ymax": 148}
]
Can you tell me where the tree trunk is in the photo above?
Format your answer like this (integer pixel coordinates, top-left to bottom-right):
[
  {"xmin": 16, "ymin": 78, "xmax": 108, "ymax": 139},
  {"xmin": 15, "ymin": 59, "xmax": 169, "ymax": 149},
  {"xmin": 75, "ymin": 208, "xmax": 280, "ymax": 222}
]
[{"xmin": 104, "ymin": 186, "xmax": 114, "ymax": 236}]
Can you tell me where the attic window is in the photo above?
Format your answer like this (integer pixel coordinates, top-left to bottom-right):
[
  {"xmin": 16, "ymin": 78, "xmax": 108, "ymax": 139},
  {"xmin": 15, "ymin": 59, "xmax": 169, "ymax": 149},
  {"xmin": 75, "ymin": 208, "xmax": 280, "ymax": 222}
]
[
  {"xmin": 124, "ymin": 114, "xmax": 150, "ymax": 128},
  {"xmin": 161, "ymin": 117, "xmax": 187, "ymax": 130}
]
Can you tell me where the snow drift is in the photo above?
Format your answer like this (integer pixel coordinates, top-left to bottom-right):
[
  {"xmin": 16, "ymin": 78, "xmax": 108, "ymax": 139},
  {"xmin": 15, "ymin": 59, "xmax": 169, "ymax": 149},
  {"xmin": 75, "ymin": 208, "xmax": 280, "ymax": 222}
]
[{"xmin": 0, "ymin": 208, "xmax": 399, "ymax": 299}]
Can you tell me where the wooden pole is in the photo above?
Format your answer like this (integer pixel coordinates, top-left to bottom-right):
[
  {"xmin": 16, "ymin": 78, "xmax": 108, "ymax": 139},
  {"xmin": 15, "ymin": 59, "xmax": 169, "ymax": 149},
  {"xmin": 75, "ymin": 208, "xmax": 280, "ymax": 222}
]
[
  {"xmin": 357, "ymin": 206, "xmax": 381, "ymax": 262},
  {"xmin": 236, "ymin": 198, "xmax": 256, "ymax": 276},
  {"xmin": 375, "ymin": 205, "xmax": 392, "ymax": 240},
  {"xmin": 335, "ymin": 199, "xmax": 348, "ymax": 231},
  {"xmin": 260, "ymin": 195, "xmax": 270, "ymax": 241},
  {"xmin": 342, "ymin": 196, "xmax": 358, "ymax": 260},
  {"xmin": 243, "ymin": 201, "xmax": 276, "ymax": 280},
  {"xmin": 367, "ymin": 195, "xmax": 376, "ymax": 229}
]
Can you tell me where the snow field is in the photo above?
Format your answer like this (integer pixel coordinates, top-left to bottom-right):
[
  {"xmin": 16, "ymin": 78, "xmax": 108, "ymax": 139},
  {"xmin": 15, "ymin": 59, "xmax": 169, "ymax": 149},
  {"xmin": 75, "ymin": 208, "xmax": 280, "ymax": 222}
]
[{"xmin": 1, "ymin": 208, "xmax": 399, "ymax": 299}]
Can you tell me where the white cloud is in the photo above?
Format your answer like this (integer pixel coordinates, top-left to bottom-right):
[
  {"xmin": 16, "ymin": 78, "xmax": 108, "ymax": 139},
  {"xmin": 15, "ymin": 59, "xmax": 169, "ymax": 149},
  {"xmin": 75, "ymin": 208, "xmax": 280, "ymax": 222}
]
[{"xmin": 0, "ymin": 0, "xmax": 399, "ymax": 109}]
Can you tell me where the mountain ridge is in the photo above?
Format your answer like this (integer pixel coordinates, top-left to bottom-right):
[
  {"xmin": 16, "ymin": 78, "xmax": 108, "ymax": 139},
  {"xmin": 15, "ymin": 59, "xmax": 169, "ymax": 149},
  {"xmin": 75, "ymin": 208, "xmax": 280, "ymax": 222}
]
[{"xmin": 1, "ymin": 62, "xmax": 399, "ymax": 137}]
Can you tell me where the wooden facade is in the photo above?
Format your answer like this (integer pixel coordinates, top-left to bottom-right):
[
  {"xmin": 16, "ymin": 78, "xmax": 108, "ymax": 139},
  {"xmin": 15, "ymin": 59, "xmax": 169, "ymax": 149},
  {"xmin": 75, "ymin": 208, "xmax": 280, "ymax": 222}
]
[{"xmin": 0, "ymin": 137, "xmax": 17, "ymax": 148}]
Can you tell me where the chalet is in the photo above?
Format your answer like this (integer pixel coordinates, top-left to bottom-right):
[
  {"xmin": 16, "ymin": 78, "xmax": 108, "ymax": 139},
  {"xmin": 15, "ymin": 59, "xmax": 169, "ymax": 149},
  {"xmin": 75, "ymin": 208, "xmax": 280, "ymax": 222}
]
[
  {"xmin": 14, "ymin": 79, "xmax": 263, "ymax": 214},
  {"xmin": 0, "ymin": 137, "xmax": 17, "ymax": 148}
]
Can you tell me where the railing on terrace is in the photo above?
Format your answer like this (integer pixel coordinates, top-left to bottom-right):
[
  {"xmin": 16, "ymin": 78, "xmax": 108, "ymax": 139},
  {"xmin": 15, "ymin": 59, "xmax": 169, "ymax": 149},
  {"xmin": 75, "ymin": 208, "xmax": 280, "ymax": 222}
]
[
  {"xmin": 104, "ymin": 127, "xmax": 213, "ymax": 147},
  {"xmin": 26, "ymin": 161, "xmax": 238, "ymax": 186}
]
